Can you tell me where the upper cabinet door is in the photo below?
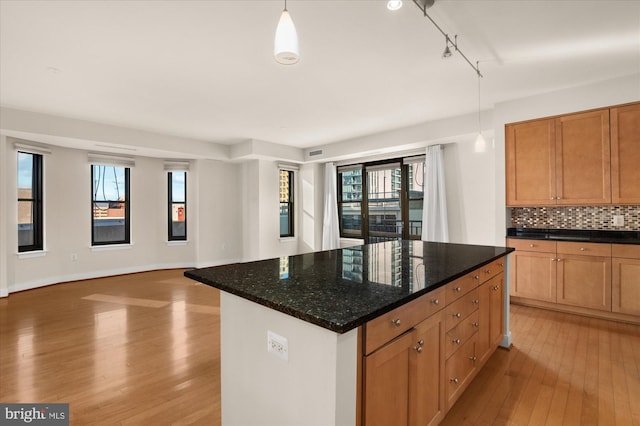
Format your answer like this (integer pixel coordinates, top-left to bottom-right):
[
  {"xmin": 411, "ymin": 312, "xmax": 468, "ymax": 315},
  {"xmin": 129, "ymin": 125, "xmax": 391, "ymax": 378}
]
[
  {"xmin": 611, "ymin": 103, "xmax": 640, "ymax": 204},
  {"xmin": 555, "ymin": 109, "xmax": 611, "ymax": 205},
  {"xmin": 506, "ymin": 118, "xmax": 556, "ymax": 206}
]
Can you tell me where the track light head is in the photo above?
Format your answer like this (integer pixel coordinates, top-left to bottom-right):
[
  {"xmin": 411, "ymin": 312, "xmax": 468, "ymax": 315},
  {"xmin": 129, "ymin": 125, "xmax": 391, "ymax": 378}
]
[{"xmin": 442, "ymin": 44, "xmax": 452, "ymax": 58}]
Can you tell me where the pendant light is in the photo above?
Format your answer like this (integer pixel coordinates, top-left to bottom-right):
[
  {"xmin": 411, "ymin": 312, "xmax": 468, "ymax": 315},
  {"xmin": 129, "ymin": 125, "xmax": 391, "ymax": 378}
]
[
  {"xmin": 474, "ymin": 62, "xmax": 487, "ymax": 153},
  {"xmin": 274, "ymin": 0, "xmax": 299, "ymax": 65}
]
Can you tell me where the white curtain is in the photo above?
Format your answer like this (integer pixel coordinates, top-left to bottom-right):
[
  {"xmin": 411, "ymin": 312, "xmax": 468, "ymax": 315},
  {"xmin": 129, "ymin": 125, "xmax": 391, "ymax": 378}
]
[
  {"xmin": 322, "ymin": 162, "xmax": 341, "ymax": 250},
  {"xmin": 422, "ymin": 145, "xmax": 449, "ymax": 242}
]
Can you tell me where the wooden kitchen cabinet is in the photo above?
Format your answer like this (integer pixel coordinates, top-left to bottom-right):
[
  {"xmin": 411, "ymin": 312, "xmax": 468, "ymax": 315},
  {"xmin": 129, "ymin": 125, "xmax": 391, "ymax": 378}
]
[
  {"xmin": 363, "ymin": 312, "xmax": 445, "ymax": 426},
  {"xmin": 555, "ymin": 109, "xmax": 611, "ymax": 205},
  {"xmin": 506, "ymin": 118, "xmax": 556, "ymax": 206},
  {"xmin": 507, "ymin": 239, "xmax": 557, "ymax": 302},
  {"xmin": 506, "ymin": 107, "xmax": 612, "ymax": 206},
  {"xmin": 445, "ymin": 334, "xmax": 478, "ymax": 410},
  {"xmin": 556, "ymin": 242, "xmax": 612, "ymax": 311},
  {"xmin": 611, "ymin": 102, "xmax": 640, "ymax": 204},
  {"xmin": 612, "ymin": 244, "xmax": 640, "ymax": 316},
  {"xmin": 477, "ymin": 274, "xmax": 504, "ymax": 365}
]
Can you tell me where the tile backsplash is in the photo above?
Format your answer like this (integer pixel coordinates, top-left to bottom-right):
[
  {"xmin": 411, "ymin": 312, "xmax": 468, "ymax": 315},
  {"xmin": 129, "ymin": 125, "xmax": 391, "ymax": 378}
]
[{"xmin": 510, "ymin": 206, "xmax": 640, "ymax": 231}]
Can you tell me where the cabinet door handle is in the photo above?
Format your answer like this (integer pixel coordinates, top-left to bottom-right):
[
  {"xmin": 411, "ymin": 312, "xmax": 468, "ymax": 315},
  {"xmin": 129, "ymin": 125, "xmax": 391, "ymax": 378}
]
[
  {"xmin": 498, "ymin": 262, "xmax": 504, "ymax": 267},
  {"xmin": 492, "ymin": 285, "xmax": 500, "ymax": 291},
  {"xmin": 473, "ymin": 275, "xmax": 480, "ymax": 280},
  {"xmin": 529, "ymin": 244, "xmax": 535, "ymax": 248},
  {"xmin": 453, "ymin": 312, "xmax": 461, "ymax": 318},
  {"xmin": 473, "ymin": 299, "xmax": 479, "ymax": 305},
  {"xmin": 469, "ymin": 356, "xmax": 477, "ymax": 362},
  {"xmin": 454, "ymin": 286, "xmax": 462, "ymax": 292},
  {"xmin": 580, "ymin": 247, "xmax": 586, "ymax": 251},
  {"xmin": 431, "ymin": 298, "xmax": 439, "ymax": 305},
  {"xmin": 413, "ymin": 346, "xmax": 423, "ymax": 353},
  {"xmin": 485, "ymin": 269, "xmax": 492, "ymax": 274},
  {"xmin": 452, "ymin": 338, "xmax": 461, "ymax": 345},
  {"xmin": 391, "ymin": 318, "xmax": 401, "ymax": 327},
  {"xmin": 450, "ymin": 378, "xmax": 459, "ymax": 384},
  {"xmin": 472, "ymin": 322, "xmax": 479, "ymax": 327}
]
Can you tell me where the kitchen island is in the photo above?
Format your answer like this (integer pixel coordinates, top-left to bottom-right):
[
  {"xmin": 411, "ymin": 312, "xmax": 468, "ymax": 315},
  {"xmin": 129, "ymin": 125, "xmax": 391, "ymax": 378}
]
[{"xmin": 185, "ymin": 240, "xmax": 513, "ymax": 426}]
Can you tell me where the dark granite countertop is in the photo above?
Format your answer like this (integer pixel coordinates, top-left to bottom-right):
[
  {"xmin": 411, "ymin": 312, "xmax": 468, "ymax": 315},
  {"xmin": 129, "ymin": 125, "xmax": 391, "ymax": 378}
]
[
  {"xmin": 184, "ymin": 240, "xmax": 513, "ymax": 334},
  {"xmin": 507, "ymin": 228, "xmax": 640, "ymax": 245}
]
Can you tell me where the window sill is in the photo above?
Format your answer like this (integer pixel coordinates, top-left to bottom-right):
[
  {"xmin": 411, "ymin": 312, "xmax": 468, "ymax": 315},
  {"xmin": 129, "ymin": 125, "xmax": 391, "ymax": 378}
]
[
  {"xmin": 279, "ymin": 237, "xmax": 297, "ymax": 243},
  {"xmin": 17, "ymin": 250, "xmax": 48, "ymax": 259},
  {"xmin": 91, "ymin": 243, "xmax": 133, "ymax": 252},
  {"xmin": 166, "ymin": 240, "xmax": 189, "ymax": 246}
]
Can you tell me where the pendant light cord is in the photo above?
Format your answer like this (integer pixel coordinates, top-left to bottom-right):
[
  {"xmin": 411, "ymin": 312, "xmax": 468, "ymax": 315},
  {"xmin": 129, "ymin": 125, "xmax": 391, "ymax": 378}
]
[{"xmin": 477, "ymin": 61, "xmax": 482, "ymax": 130}]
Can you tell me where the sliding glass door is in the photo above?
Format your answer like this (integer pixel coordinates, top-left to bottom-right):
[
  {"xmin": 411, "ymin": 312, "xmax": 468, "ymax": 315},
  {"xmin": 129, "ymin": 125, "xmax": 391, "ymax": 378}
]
[{"xmin": 366, "ymin": 163, "xmax": 402, "ymax": 243}]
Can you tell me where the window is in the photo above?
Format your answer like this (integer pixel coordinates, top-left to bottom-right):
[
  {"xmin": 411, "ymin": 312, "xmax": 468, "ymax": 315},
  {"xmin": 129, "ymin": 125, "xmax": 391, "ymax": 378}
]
[
  {"xmin": 279, "ymin": 170, "xmax": 294, "ymax": 237},
  {"xmin": 168, "ymin": 171, "xmax": 187, "ymax": 241},
  {"xmin": 338, "ymin": 157, "xmax": 425, "ymax": 243},
  {"xmin": 91, "ymin": 165, "xmax": 130, "ymax": 245},
  {"xmin": 18, "ymin": 152, "xmax": 43, "ymax": 252}
]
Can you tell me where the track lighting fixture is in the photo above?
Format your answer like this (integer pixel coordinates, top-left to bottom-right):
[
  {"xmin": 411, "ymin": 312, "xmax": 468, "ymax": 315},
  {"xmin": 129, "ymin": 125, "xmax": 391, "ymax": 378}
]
[
  {"xmin": 274, "ymin": 0, "xmax": 299, "ymax": 65},
  {"xmin": 442, "ymin": 36, "xmax": 452, "ymax": 59}
]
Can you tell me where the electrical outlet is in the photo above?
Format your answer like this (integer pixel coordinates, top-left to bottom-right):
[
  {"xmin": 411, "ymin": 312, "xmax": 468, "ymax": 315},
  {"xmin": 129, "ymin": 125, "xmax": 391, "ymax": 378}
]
[
  {"xmin": 613, "ymin": 215, "xmax": 624, "ymax": 227},
  {"xmin": 267, "ymin": 330, "xmax": 288, "ymax": 362}
]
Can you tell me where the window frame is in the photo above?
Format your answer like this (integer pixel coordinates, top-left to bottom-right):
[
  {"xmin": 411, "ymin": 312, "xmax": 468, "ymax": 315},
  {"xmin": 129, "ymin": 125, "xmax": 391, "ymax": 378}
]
[
  {"xmin": 279, "ymin": 169, "xmax": 295, "ymax": 238},
  {"xmin": 17, "ymin": 151, "xmax": 44, "ymax": 252},
  {"xmin": 91, "ymin": 165, "xmax": 130, "ymax": 246},
  {"xmin": 337, "ymin": 157, "xmax": 425, "ymax": 243},
  {"xmin": 168, "ymin": 171, "xmax": 187, "ymax": 241}
]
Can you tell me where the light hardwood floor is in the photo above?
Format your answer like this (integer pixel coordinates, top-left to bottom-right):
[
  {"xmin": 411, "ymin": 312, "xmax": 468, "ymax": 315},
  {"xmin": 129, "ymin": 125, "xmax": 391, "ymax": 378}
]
[{"xmin": 1, "ymin": 270, "xmax": 638, "ymax": 425}]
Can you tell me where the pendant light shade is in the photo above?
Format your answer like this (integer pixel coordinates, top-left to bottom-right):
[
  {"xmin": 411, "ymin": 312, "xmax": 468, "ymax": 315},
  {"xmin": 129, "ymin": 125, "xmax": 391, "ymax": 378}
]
[
  {"xmin": 274, "ymin": 3, "xmax": 299, "ymax": 65},
  {"xmin": 474, "ymin": 133, "xmax": 487, "ymax": 153}
]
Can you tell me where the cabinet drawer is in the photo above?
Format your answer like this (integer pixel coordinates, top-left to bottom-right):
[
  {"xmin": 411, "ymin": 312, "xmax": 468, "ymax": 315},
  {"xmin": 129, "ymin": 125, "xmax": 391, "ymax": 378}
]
[
  {"xmin": 364, "ymin": 286, "xmax": 446, "ymax": 355},
  {"xmin": 445, "ymin": 310, "xmax": 479, "ymax": 359},
  {"xmin": 445, "ymin": 289, "xmax": 479, "ymax": 332},
  {"xmin": 507, "ymin": 238, "xmax": 556, "ymax": 253},
  {"xmin": 557, "ymin": 241, "xmax": 611, "ymax": 257},
  {"xmin": 612, "ymin": 244, "xmax": 640, "ymax": 259},
  {"xmin": 478, "ymin": 258, "xmax": 505, "ymax": 282},
  {"xmin": 446, "ymin": 271, "xmax": 480, "ymax": 304},
  {"xmin": 445, "ymin": 333, "xmax": 477, "ymax": 408}
]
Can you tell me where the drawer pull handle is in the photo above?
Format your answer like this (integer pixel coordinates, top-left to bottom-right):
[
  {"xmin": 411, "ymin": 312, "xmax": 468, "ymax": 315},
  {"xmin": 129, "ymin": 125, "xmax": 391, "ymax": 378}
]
[
  {"xmin": 453, "ymin": 312, "xmax": 461, "ymax": 318},
  {"xmin": 492, "ymin": 285, "xmax": 500, "ymax": 291},
  {"xmin": 529, "ymin": 244, "xmax": 535, "ymax": 248},
  {"xmin": 473, "ymin": 275, "xmax": 480, "ymax": 280},
  {"xmin": 413, "ymin": 346, "xmax": 423, "ymax": 353},
  {"xmin": 473, "ymin": 299, "xmax": 479, "ymax": 304},
  {"xmin": 450, "ymin": 378, "xmax": 459, "ymax": 384},
  {"xmin": 485, "ymin": 269, "xmax": 492, "ymax": 274},
  {"xmin": 452, "ymin": 338, "xmax": 461, "ymax": 345},
  {"xmin": 391, "ymin": 318, "xmax": 401, "ymax": 327},
  {"xmin": 431, "ymin": 298, "xmax": 440, "ymax": 305},
  {"xmin": 418, "ymin": 339, "xmax": 424, "ymax": 346},
  {"xmin": 469, "ymin": 356, "xmax": 477, "ymax": 362},
  {"xmin": 580, "ymin": 247, "xmax": 586, "ymax": 251},
  {"xmin": 472, "ymin": 322, "xmax": 479, "ymax": 327},
  {"xmin": 498, "ymin": 262, "xmax": 504, "ymax": 267},
  {"xmin": 454, "ymin": 286, "xmax": 462, "ymax": 292}
]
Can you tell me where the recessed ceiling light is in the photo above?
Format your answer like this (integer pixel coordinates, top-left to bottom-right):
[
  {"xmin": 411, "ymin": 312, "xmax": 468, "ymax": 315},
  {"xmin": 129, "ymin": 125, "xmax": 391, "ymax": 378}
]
[{"xmin": 387, "ymin": 1, "xmax": 403, "ymax": 11}]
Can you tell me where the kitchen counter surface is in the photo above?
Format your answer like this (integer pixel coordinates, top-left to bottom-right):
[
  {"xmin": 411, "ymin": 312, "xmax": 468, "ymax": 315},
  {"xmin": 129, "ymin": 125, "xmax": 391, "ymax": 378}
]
[
  {"xmin": 185, "ymin": 240, "xmax": 513, "ymax": 334},
  {"xmin": 507, "ymin": 228, "xmax": 640, "ymax": 245}
]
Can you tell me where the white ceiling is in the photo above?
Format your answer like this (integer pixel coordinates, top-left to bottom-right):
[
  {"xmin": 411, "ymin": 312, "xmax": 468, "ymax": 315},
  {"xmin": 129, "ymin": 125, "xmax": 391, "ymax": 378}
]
[{"xmin": 1, "ymin": 0, "xmax": 639, "ymax": 150}]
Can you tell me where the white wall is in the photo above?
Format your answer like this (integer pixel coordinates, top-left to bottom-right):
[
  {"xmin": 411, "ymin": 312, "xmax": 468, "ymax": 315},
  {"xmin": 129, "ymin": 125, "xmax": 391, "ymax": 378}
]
[{"xmin": 0, "ymin": 138, "xmax": 244, "ymax": 295}]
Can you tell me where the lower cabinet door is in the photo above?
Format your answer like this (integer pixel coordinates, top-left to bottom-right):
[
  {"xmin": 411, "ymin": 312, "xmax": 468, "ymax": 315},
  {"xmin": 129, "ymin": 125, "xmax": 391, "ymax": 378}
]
[
  {"xmin": 445, "ymin": 333, "xmax": 477, "ymax": 410},
  {"xmin": 612, "ymin": 257, "xmax": 640, "ymax": 315},
  {"xmin": 510, "ymin": 250, "xmax": 557, "ymax": 302},
  {"xmin": 557, "ymin": 255, "xmax": 612, "ymax": 311},
  {"xmin": 489, "ymin": 276, "xmax": 505, "ymax": 348},
  {"xmin": 364, "ymin": 331, "xmax": 415, "ymax": 426},
  {"xmin": 410, "ymin": 312, "xmax": 445, "ymax": 426}
]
